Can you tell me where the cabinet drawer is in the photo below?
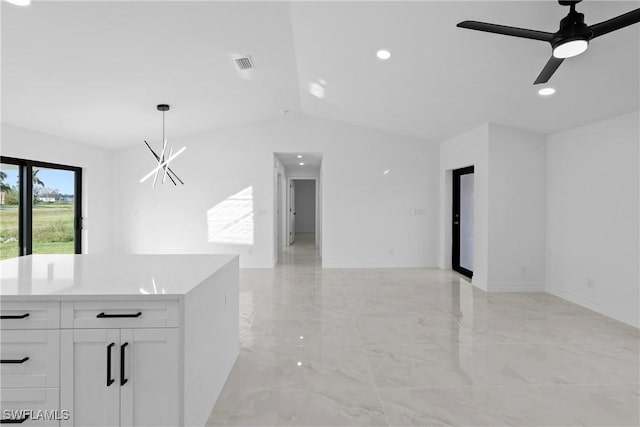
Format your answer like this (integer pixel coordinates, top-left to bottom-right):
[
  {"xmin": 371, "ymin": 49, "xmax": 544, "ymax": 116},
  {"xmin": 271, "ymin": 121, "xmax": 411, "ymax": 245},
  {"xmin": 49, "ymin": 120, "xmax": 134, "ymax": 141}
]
[
  {"xmin": 1, "ymin": 330, "xmax": 60, "ymax": 388},
  {"xmin": 0, "ymin": 388, "xmax": 61, "ymax": 426},
  {"xmin": 0, "ymin": 302, "xmax": 60, "ymax": 330},
  {"xmin": 61, "ymin": 300, "xmax": 179, "ymax": 329}
]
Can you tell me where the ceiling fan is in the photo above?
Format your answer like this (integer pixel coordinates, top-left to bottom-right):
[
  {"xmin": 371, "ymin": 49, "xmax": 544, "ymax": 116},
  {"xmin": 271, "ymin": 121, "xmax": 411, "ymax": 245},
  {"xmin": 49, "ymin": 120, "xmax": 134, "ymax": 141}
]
[{"xmin": 457, "ymin": 0, "xmax": 640, "ymax": 85}]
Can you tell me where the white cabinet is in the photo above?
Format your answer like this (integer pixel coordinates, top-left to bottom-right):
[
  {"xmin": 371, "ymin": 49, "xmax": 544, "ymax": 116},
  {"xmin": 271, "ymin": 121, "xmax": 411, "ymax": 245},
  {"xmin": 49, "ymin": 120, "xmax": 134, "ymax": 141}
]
[
  {"xmin": 61, "ymin": 325, "xmax": 180, "ymax": 427},
  {"xmin": 60, "ymin": 328, "xmax": 180, "ymax": 427},
  {"xmin": 0, "ymin": 301, "xmax": 60, "ymax": 330},
  {"xmin": 60, "ymin": 329, "xmax": 120, "ymax": 427},
  {"xmin": 1, "ymin": 302, "xmax": 61, "ymax": 426},
  {"xmin": 61, "ymin": 300, "xmax": 179, "ymax": 329},
  {"xmin": 0, "ymin": 388, "xmax": 61, "ymax": 426},
  {"xmin": 1, "ymin": 254, "xmax": 240, "ymax": 427},
  {"xmin": 119, "ymin": 329, "xmax": 180, "ymax": 427},
  {"xmin": 1, "ymin": 329, "xmax": 60, "ymax": 389}
]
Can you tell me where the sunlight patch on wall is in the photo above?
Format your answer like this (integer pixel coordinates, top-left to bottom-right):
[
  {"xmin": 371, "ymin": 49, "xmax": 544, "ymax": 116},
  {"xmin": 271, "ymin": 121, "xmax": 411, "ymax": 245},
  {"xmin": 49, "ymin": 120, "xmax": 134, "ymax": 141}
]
[{"xmin": 207, "ymin": 186, "xmax": 254, "ymax": 245}]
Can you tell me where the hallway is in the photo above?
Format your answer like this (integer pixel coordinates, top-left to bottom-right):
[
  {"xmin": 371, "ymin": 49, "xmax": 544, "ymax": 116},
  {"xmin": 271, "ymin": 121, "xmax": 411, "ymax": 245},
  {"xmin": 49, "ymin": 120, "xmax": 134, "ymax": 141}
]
[
  {"xmin": 207, "ymin": 239, "xmax": 639, "ymax": 426},
  {"xmin": 277, "ymin": 233, "xmax": 320, "ymax": 269}
]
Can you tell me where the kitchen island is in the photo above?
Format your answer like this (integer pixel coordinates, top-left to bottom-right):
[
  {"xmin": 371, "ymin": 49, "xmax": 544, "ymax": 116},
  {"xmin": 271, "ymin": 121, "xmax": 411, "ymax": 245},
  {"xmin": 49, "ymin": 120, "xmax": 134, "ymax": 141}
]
[{"xmin": 0, "ymin": 254, "xmax": 239, "ymax": 427}]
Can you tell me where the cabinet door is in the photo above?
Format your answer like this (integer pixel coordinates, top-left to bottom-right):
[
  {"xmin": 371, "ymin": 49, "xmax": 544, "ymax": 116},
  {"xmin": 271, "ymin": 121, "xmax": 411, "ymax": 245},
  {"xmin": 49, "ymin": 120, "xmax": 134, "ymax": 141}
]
[
  {"xmin": 60, "ymin": 329, "xmax": 120, "ymax": 427},
  {"xmin": 120, "ymin": 328, "xmax": 180, "ymax": 427}
]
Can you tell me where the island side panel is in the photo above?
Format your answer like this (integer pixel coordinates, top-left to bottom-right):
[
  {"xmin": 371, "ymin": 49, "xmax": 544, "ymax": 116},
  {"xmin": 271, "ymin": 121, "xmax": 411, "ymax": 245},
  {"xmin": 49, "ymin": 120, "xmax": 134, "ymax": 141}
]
[{"xmin": 183, "ymin": 256, "xmax": 239, "ymax": 427}]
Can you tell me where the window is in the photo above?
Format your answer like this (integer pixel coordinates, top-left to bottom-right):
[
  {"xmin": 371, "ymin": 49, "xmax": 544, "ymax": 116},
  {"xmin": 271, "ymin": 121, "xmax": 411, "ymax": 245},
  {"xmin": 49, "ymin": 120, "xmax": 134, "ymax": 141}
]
[{"xmin": 0, "ymin": 157, "xmax": 82, "ymax": 259}]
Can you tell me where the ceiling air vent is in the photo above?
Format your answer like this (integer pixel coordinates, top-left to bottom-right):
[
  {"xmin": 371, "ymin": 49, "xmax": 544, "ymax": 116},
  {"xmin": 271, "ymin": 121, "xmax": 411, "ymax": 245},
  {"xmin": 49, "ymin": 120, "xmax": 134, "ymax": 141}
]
[{"xmin": 234, "ymin": 56, "xmax": 255, "ymax": 71}]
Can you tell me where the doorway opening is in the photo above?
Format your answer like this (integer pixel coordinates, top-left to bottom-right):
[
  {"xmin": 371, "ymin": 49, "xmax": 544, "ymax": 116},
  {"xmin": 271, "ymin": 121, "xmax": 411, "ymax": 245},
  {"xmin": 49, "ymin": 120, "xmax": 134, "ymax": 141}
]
[
  {"xmin": 452, "ymin": 166, "xmax": 474, "ymax": 278},
  {"xmin": 273, "ymin": 153, "xmax": 323, "ymax": 264},
  {"xmin": 290, "ymin": 179, "xmax": 316, "ymax": 245}
]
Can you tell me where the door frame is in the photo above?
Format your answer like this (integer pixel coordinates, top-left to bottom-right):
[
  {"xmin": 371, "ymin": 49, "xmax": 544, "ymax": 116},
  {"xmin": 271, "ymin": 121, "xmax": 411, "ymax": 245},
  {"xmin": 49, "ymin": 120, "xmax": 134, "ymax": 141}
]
[
  {"xmin": 452, "ymin": 165, "xmax": 474, "ymax": 278},
  {"xmin": 288, "ymin": 178, "xmax": 296, "ymax": 245},
  {"xmin": 276, "ymin": 172, "xmax": 283, "ymax": 253}
]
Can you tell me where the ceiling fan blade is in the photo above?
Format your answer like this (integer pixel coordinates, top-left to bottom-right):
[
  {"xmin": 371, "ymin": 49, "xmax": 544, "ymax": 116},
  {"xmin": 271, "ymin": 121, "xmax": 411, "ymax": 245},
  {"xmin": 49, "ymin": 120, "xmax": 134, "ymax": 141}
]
[
  {"xmin": 534, "ymin": 56, "xmax": 564, "ymax": 85},
  {"xmin": 457, "ymin": 21, "xmax": 554, "ymax": 42},
  {"xmin": 589, "ymin": 8, "xmax": 640, "ymax": 39}
]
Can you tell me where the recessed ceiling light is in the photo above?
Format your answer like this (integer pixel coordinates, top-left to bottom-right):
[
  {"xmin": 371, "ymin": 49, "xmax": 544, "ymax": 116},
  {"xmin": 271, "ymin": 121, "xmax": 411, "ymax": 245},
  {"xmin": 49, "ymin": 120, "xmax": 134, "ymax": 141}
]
[
  {"xmin": 297, "ymin": 155, "xmax": 303, "ymax": 159},
  {"xmin": 383, "ymin": 169, "xmax": 390, "ymax": 175},
  {"xmin": 299, "ymin": 162, "xmax": 305, "ymax": 166},
  {"xmin": 6, "ymin": 0, "xmax": 31, "ymax": 5},
  {"xmin": 376, "ymin": 49, "xmax": 391, "ymax": 60},
  {"xmin": 538, "ymin": 87, "xmax": 556, "ymax": 96}
]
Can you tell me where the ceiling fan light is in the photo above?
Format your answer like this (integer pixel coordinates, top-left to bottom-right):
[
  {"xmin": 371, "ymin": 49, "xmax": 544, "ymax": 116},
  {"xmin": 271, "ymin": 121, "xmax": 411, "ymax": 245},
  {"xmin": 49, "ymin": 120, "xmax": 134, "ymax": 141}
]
[{"xmin": 553, "ymin": 39, "xmax": 588, "ymax": 59}]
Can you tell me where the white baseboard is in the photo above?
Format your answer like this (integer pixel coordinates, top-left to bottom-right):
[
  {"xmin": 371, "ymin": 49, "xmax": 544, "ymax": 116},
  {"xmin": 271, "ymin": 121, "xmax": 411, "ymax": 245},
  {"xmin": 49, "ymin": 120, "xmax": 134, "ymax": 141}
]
[
  {"xmin": 322, "ymin": 259, "xmax": 436, "ymax": 268},
  {"xmin": 546, "ymin": 285, "xmax": 639, "ymax": 329},
  {"xmin": 488, "ymin": 282, "xmax": 545, "ymax": 292}
]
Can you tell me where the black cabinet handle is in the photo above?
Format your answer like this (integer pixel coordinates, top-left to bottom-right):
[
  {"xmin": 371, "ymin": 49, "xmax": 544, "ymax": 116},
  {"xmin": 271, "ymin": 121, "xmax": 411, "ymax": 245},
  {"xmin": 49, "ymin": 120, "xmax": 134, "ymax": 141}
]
[
  {"xmin": 0, "ymin": 414, "xmax": 30, "ymax": 424},
  {"xmin": 120, "ymin": 342, "xmax": 129, "ymax": 386},
  {"xmin": 1, "ymin": 357, "xmax": 29, "ymax": 364},
  {"xmin": 107, "ymin": 342, "xmax": 115, "ymax": 386},
  {"xmin": 97, "ymin": 312, "xmax": 142, "ymax": 319},
  {"xmin": 0, "ymin": 313, "xmax": 29, "ymax": 320}
]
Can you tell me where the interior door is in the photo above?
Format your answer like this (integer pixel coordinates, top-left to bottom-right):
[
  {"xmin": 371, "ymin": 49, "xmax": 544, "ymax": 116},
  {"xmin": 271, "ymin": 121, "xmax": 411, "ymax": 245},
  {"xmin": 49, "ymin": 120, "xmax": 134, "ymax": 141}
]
[
  {"xmin": 452, "ymin": 166, "xmax": 474, "ymax": 278},
  {"xmin": 289, "ymin": 180, "xmax": 296, "ymax": 245},
  {"xmin": 119, "ymin": 328, "xmax": 180, "ymax": 427},
  {"xmin": 61, "ymin": 329, "xmax": 120, "ymax": 427}
]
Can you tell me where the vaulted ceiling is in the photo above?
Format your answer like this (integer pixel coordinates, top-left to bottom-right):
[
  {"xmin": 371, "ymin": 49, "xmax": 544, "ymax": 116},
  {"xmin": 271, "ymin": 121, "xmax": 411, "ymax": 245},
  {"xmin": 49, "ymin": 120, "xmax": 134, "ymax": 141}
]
[{"xmin": 2, "ymin": 1, "xmax": 638, "ymax": 149}]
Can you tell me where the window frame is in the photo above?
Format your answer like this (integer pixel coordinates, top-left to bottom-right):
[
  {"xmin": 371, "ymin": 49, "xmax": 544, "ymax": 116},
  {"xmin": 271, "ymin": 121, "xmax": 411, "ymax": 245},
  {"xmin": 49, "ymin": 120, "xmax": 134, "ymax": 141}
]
[{"xmin": 1, "ymin": 156, "xmax": 82, "ymax": 256}]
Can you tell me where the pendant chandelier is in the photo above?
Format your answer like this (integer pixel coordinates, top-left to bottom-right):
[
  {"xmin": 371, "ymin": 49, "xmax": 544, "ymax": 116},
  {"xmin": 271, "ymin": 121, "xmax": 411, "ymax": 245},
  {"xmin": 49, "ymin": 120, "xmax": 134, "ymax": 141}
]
[{"xmin": 140, "ymin": 104, "xmax": 186, "ymax": 187}]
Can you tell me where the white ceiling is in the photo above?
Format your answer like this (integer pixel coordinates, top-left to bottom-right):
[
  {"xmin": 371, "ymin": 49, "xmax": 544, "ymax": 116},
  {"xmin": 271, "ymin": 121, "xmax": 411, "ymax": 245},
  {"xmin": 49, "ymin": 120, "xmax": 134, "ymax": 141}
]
[
  {"xmin": 275, "ymin": 152, "xmax": 322, "ymax": 174},
  {"xmin": 2, "ymin": 1, "xmax": 639, "ymax": 149},
  {"xmin": 1, "ymin": 1, "xmax": 301, "ymax": 148}
]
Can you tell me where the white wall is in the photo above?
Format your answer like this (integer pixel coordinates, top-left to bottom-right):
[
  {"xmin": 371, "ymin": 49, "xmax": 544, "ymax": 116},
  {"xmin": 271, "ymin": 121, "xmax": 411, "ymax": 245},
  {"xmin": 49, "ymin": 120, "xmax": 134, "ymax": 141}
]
[
  {"xmin": 487, "ymin": 124, "xmax": 546, "ymax": 291},
  {"xmin": 546, "ymin": 111, "xmax": 639, "ymax": 328},
  {"xmin": 0, "ymin": 124, "xmax": 114, "ymax": 254},
  {"xmin": 272, "ymin": 156, "xmax": 287, "ymax": 263},
  {"xmin": 113, "ymin": 115, "xmax": 440, "ymax": 268},
  {"xmin": 440, "ymin": 123, "xmax": 546, "ymax": 292},
  {"xmin": 286, "ymin": 167, "xmax": 320, "ymax": 178},
  {"xmin": 294, "ymin": 179, "xmax": 315, "ymax": 233},
  {"xmin": 440, "ymin": 124, "xmax": 490, "ymax": 289}
]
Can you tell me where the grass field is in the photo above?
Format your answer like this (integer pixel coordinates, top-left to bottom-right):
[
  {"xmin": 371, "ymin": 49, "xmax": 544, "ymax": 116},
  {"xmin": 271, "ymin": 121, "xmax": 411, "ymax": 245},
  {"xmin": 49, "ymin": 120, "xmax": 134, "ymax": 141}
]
[{"xmin": 0, "ymin": 202, "xmax": 75, "ymax": 260}]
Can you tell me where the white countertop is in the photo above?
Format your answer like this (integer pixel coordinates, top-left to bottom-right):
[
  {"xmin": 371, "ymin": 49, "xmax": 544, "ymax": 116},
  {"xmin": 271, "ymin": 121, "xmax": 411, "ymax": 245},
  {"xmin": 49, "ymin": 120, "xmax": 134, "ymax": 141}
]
[{"xmin": 0, "ymin": 254, "xmax": 238, "ymax": 300}]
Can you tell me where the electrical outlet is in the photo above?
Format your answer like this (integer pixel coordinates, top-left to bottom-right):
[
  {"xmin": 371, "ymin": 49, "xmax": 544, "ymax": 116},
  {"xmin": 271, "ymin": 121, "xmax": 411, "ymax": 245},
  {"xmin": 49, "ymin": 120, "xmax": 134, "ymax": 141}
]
[
  {"xmin": 586, "ymin": 278, "xmax": 595, "ymax": 288},
  {"xmin": 389, "ymin": 248, "xmax": 394, "ymax": 255}
]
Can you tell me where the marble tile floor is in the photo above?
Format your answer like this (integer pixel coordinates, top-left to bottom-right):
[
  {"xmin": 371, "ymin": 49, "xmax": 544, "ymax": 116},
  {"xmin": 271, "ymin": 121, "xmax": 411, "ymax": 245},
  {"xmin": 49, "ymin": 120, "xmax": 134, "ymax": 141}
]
[{"xmin": 207, "ymin": 234, "xmax": 639, "ymax": 426}]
